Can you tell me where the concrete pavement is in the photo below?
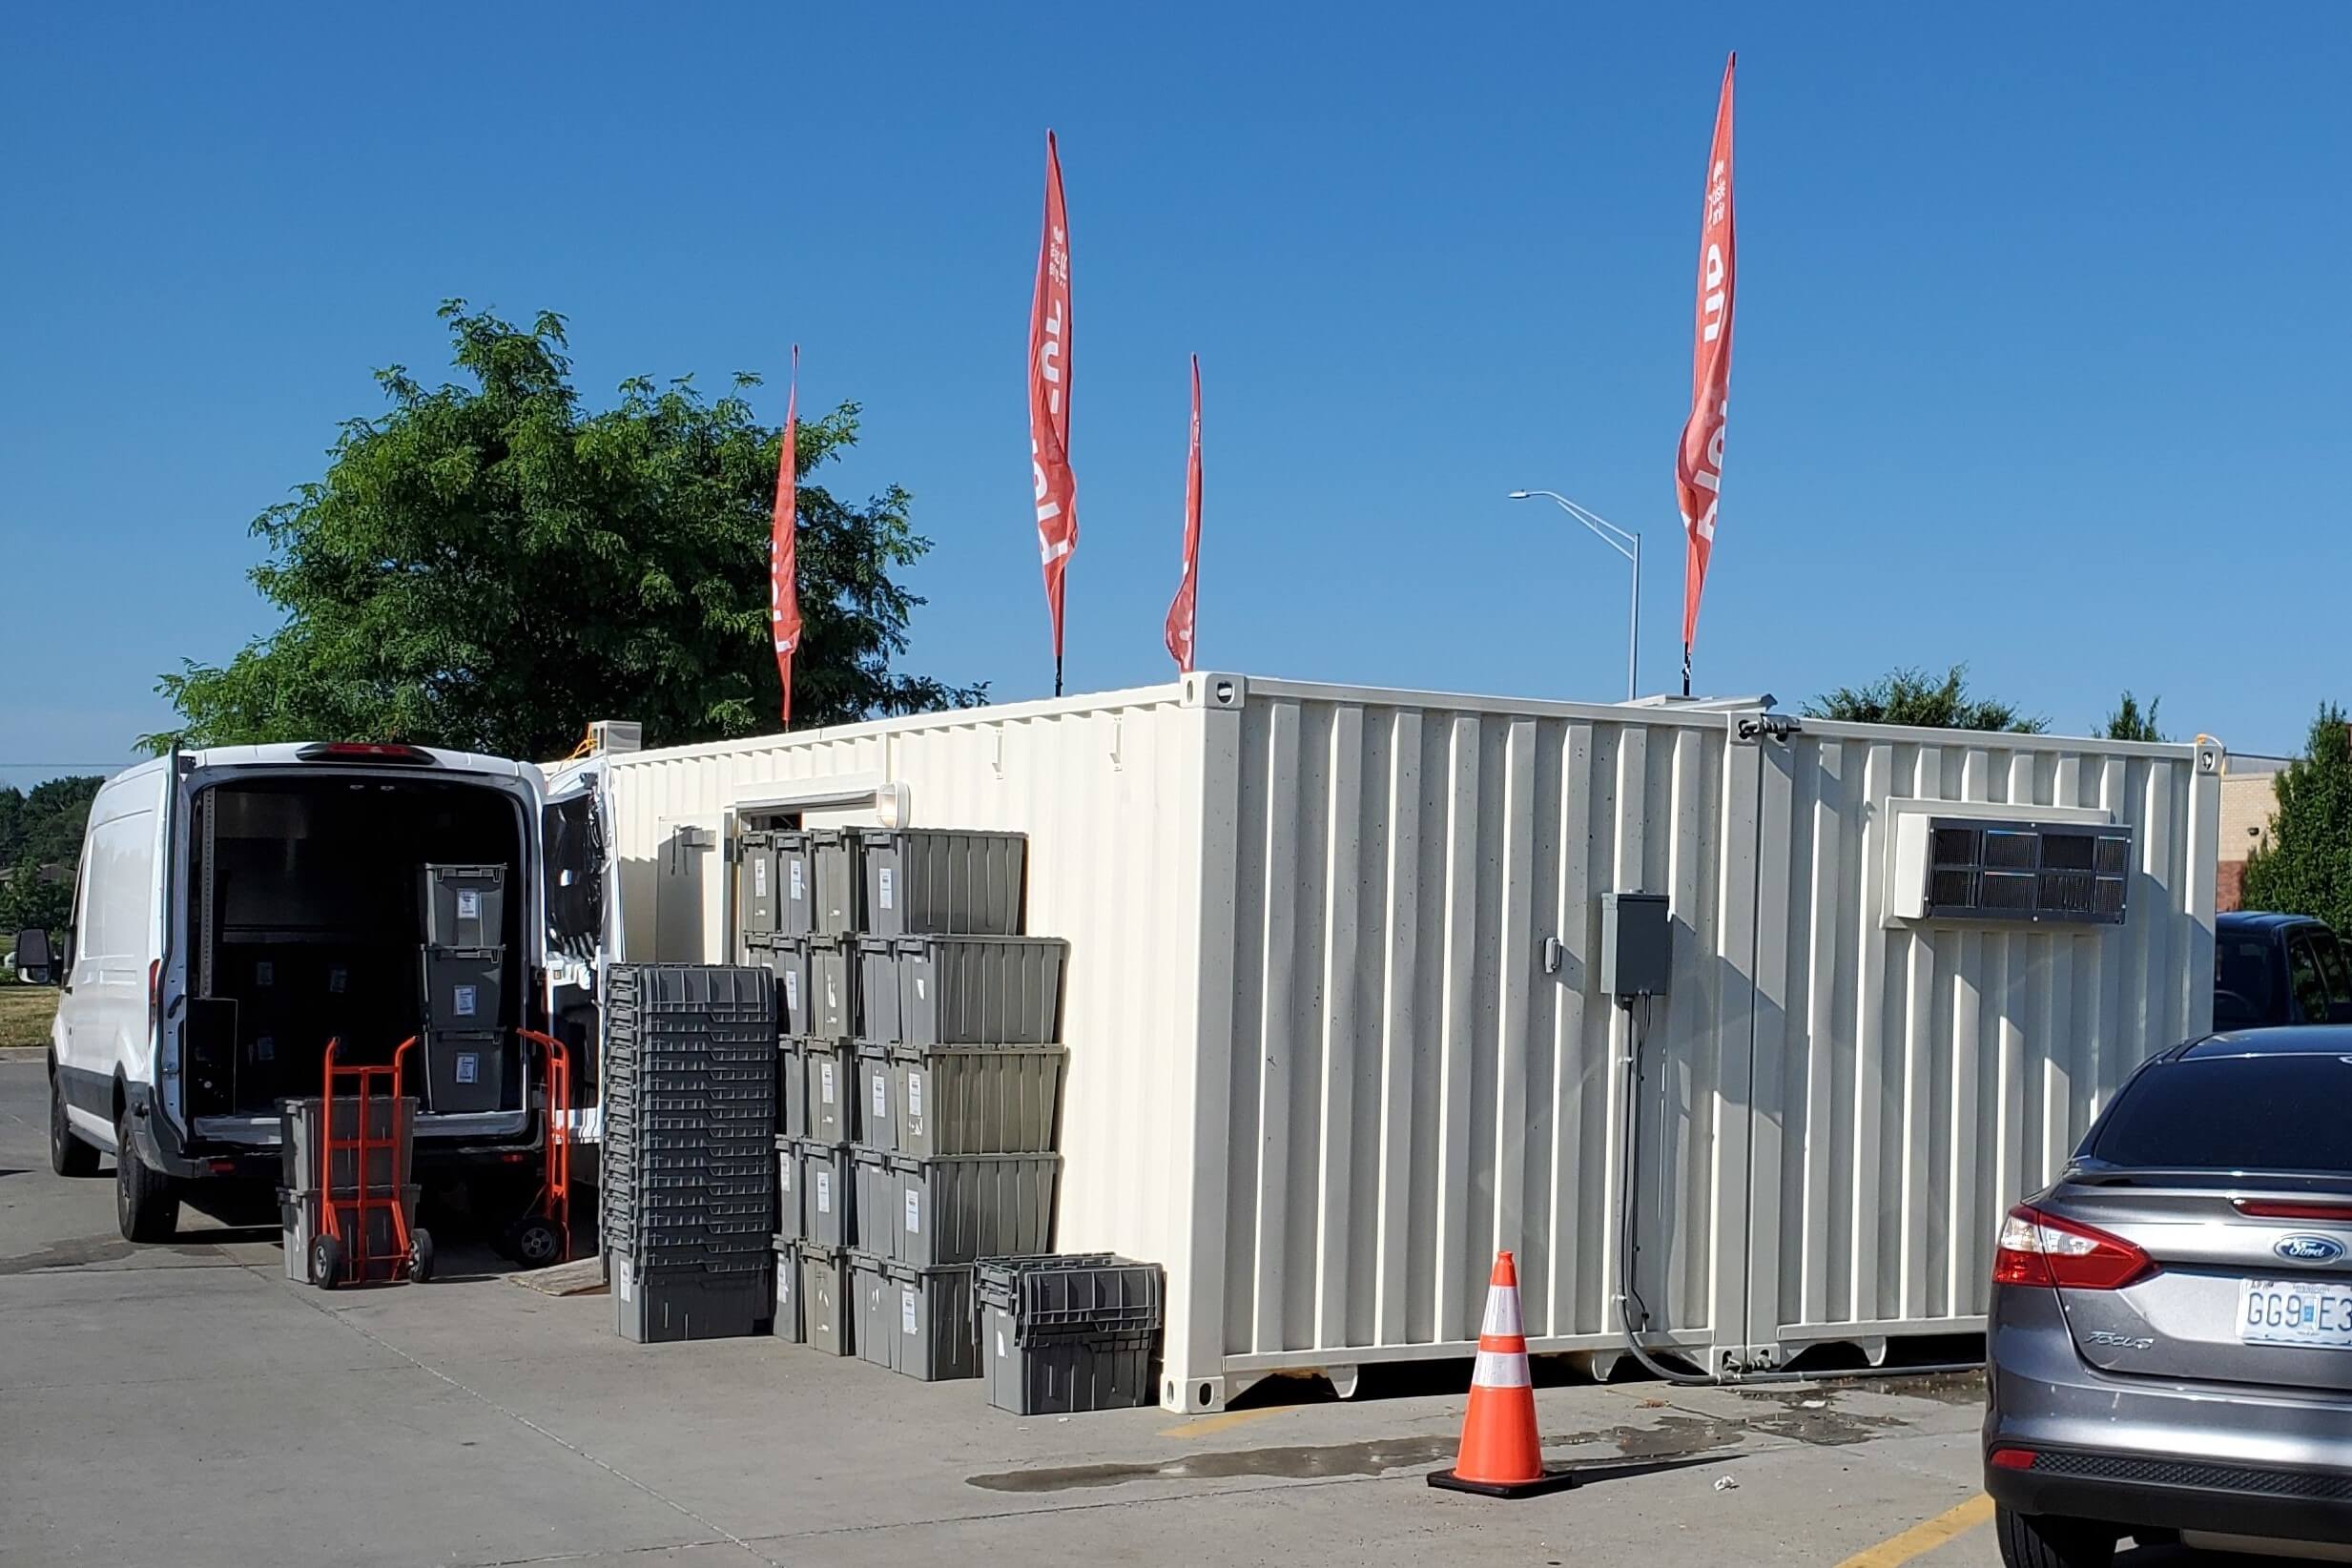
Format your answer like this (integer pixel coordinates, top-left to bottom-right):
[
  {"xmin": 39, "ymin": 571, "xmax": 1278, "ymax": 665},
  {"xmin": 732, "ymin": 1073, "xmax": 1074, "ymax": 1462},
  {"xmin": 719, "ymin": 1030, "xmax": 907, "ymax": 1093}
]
[{"xmin": 0, "ymin": 1052, "xmax": 2198, "ymax": 1567}]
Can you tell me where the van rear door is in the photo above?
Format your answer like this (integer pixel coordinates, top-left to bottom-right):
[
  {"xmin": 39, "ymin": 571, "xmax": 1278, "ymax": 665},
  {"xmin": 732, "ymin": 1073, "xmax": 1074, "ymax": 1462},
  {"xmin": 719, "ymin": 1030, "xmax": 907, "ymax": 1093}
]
[{"xmin": 540, "ymin": 758, "xmax": 617, "ymax": 1138}]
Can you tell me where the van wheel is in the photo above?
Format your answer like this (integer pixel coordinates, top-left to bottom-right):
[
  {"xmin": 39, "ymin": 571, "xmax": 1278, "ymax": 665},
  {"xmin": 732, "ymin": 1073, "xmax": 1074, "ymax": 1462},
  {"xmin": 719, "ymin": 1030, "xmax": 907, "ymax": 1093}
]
[
  {"xmin": 50, "ymin": 1071, "xmax": 98, "ymax": 1177},
  {"xmin": 1994, "ymin": 1506, "xmax": 2116, "ymax": 1568},
  {"xmin": 114, "ymin": 1109, "xmax": 180, "ymax": 1243}
]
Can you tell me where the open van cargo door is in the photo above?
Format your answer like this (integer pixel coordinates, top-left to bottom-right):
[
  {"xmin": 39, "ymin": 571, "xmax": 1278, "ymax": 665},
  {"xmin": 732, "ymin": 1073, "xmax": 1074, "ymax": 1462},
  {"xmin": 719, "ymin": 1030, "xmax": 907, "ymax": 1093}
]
[{"xmin": 540, "ymin": 758, "xmax": 618, "ymax": 1140}]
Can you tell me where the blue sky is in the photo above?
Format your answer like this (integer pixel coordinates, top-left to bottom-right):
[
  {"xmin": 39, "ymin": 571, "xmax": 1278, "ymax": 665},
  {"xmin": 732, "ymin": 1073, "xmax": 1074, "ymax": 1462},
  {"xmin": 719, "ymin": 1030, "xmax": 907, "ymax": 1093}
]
[{"xmin": 3, "ymin": 3, "xmax": 2346, "ymax": 787}]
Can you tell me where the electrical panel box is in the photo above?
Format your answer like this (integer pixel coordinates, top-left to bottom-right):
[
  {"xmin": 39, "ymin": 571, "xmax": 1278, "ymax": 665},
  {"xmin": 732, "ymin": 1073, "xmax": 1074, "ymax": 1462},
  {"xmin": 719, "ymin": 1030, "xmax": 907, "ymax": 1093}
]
[{"xmin": 1599, "ymin": 892, "xmax": 1670, "ymax": 997}]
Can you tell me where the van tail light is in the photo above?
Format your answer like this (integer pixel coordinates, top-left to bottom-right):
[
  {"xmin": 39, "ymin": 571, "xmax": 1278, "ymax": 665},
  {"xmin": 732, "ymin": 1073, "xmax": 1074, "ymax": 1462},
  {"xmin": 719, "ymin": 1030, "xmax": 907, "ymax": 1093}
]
[
  {"xmin": 1993, "ymin": 1204, "xmax": 2155, "ymax": 1290},
  {"xmin": 148, "ymin": 959, "xmax": 161, "ymax": 1035},
  {"xmin": 296, "ymin": 742, "xmax": 435, "ymax": 765}
]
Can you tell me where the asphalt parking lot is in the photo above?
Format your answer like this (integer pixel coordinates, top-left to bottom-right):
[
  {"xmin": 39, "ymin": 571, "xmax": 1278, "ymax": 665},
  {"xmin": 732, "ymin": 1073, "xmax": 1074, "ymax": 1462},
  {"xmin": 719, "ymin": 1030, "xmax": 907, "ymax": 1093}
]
[{"xmin": 0, "ymin": 1054, "xmax": 2267, "ymax": 1567}]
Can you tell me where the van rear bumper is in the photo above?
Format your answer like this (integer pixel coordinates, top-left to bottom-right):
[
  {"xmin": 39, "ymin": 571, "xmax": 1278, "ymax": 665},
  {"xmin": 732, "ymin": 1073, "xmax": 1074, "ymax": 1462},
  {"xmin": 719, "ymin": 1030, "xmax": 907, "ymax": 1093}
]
[{"xmin": 120, "ymin": 1083, "xmax": 548, "ymax": 1182}]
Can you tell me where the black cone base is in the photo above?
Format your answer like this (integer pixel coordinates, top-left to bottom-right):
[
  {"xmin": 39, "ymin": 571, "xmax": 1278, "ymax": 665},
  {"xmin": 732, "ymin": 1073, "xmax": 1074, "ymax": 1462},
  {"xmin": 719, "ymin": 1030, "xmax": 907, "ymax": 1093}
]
[{"xmin": 1427, "ymin": 1467, "xmax": 1579, "ymax": 1498}]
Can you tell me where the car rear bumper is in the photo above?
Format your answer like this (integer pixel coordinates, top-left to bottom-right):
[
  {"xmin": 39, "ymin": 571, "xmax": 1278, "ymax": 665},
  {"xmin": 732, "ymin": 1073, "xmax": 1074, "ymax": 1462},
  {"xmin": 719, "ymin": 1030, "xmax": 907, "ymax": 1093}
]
[
  {"xmin": 1986, "ymin": 1448, "xmax": 2352, "ymax": 1546},
  {"xmin": 1987, "ymin": 1284, "xmax": 2352, "ymax": 1547}
]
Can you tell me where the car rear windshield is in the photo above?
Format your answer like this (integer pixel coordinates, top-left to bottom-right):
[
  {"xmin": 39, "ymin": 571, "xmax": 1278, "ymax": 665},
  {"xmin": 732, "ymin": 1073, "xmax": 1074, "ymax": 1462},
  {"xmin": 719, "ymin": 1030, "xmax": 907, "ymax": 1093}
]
[{"xmin": 2090, "ymin": 1056, "xmax": 2352, "ymax": 1172}]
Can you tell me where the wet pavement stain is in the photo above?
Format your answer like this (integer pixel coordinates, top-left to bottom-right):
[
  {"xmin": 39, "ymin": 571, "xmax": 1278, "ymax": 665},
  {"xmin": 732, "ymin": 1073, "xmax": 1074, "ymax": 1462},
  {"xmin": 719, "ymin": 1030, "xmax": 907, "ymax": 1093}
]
[
  {"xmin": 0, "ymin": 1233, "xmax": 231, "ymax": 1274},
  {"xmin": 968, "ymin": 1413, "xmax": 1763, "ymax": 1494}
]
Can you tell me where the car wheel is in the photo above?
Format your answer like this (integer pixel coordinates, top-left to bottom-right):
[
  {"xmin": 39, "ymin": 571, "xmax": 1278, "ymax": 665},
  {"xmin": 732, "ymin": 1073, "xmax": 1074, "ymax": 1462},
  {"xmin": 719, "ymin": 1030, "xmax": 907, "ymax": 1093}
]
[
  {"xmin": 50, "ymin": 1070, "xmax": 98, "ymax": 1177},
  {"xmin": 114, "ymin": 1108, "xmax": 180, "ymax": 1243},
  {"xmin": 1995, "ymin": 1506, "xmax": 2117, "ymax": 1568}
]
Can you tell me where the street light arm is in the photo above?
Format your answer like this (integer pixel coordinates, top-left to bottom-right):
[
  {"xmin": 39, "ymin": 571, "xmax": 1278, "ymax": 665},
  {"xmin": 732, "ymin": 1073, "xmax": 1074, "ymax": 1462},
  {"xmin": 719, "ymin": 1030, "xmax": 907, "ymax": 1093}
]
[{"xmin": 1509, "ymin": 488, "xmax": 1640, "ymax": 558}]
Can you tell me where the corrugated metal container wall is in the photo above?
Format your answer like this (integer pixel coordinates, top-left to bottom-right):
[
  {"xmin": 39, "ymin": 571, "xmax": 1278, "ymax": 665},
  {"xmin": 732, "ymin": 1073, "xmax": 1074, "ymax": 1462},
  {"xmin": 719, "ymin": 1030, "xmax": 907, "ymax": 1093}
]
[
  {"xmin": 598, "ymin": 683, "xmax": 1223, "ymax": 1380},
  {"xmin": 1743, "ymin": 722, "xmax": 2220, "ymax": 1361},
  {"xmin": 589, "ymin": 674, "xmax": 2221, "ymax": 1410}
]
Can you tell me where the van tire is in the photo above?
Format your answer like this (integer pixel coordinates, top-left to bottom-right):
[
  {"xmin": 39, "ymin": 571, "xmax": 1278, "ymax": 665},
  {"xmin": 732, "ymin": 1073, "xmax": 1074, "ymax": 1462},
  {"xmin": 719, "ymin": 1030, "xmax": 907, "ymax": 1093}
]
[
  {"xmin": 114, "ymin": 1109, "xmax": 180, "ymax": 1243},
  {"xmin": 50, "ymin": 1070, "xmax": 99, "ymax": 1177}
]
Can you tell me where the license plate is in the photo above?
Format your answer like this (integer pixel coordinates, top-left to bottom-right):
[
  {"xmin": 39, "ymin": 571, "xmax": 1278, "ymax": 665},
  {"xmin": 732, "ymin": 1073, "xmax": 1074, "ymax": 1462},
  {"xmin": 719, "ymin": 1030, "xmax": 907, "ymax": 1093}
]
[{"xmin": 2239, "ymin": 1279, "xmax": 2352, "ymax": 1349}]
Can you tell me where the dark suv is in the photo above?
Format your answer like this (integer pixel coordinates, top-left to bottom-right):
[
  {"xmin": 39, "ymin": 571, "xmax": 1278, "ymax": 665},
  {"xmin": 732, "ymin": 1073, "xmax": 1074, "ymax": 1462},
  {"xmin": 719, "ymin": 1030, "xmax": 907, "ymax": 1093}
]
[{"xmin": 2214, "ymin": 911, "xmax": 2352, "ymax": 1029}]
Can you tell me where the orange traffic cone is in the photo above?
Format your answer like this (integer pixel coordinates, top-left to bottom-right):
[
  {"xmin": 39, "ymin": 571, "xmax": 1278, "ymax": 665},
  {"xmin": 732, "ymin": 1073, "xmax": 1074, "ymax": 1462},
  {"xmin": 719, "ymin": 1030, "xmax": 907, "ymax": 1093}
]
[{"xmin": 1428, "ymin": 1251, "xmax": 1578, "ymax": 1498}]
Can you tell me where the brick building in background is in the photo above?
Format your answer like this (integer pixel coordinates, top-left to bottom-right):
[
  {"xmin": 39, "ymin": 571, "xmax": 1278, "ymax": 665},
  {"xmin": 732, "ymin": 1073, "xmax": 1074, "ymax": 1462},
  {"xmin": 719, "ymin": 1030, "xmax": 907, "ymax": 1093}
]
[{"xmin": 2217, "ymin": 753, "xmax": 2293, "ymax": 912}]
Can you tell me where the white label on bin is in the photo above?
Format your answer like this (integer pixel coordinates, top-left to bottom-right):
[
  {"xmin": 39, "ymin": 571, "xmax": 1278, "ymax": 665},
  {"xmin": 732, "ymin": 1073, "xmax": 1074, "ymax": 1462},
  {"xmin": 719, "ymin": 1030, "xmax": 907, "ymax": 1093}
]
[
  {"xmin": 915, "ymin": 975, "xmax": 927, "ymax": 1002},
  {"xmin": 901, "ymin": 1288, "xmax": 918, "ymax": 1335},
  {"xmin": 456, "ymin": 1053, "xmax": 480, "ymax": 1084},
  {"xmin": 781, "ymin": 1159, "xmax": 793, "ymax": 1192},
  {"xmin": 790, "ymin": 861, "xmax": 804, "ymax": 901},
  {"xmin": 458, "ymin": 889, "xmax": 481, "ymax": 919},
  {"xmin": 826, "ymin": 973, "xmax": 838, "ymax": 1010},
  {"xmin": 256, "ymin": 961, "xmax": 275, "ymax": 987},
  {"xmin": 904, "ymin": 1189, "xmax": 921, "ymax": 1234},
  {"xmin": 870, "ymin": 1074, "xmax": 888, "ymax": 1121},
  {"xmin": 616, "ymin": 1265, "xmax": 634, "ymax": 1303},
  {"xmin": 820, "ymin": 1061, "xmax": 836, "ymax": 1103},
  {"xmin": 784, "ymin": 972, "xmax": 799, "ymax": 1013},
  {"xmin": 815, "ymin": 1171, "xmax": 831, "ymax": 1213},
  {"xmin": 753, "ymin": 860, "xmax": 767, "ymax": 897},
  {"xmin": 878, "ymin": 868, "xmax": 896, "ymax": 911},
  {"xmin": 906, "ymin": 1071, "xmax": 924, "ymax": 1120},
  {"xmin": 997, "ymin": 1329, "xmax": 1007, "ymax": 1359},
  {"xmin": 454, "ymin": 983, "xmax": 478, "ymax": 1017},
  {"xmin": 327, "ymin": 965, "xmax": 348, "ymax": 994}
]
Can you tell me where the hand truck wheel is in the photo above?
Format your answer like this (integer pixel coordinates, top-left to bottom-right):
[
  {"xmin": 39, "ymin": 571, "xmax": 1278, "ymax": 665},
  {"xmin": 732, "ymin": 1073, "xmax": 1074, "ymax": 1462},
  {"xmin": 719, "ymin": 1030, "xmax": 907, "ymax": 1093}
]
[
  {"xmin": 409, "ymin": 1228, "xmax": 436, "ymax": 1284},
  {"xmin": 310, "ymin": 1233, "xmax": 345, "ymax": 1290},
  {"xmin": 505, "ymin": 1214, "xmax": 565, "ymax": 1269}
]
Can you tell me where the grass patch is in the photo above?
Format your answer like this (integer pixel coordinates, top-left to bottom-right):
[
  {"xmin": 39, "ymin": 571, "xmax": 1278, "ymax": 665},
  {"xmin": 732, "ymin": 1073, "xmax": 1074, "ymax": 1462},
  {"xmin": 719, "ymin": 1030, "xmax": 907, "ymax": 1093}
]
[{"xmin": 0, "ymin": 984, "xmax": 59, "ymax": 1050}]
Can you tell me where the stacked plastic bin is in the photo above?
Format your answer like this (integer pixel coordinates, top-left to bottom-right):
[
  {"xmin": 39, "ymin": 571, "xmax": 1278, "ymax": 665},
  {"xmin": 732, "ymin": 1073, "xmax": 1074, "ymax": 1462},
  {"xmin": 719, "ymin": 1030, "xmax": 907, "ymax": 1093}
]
[
  {"xmin": 975, "ymin": 1253, "xmax": 1166, "ymax": 1413},
  {"xmin": 419, "ymin": 864, "xmax": 508, "ymax": 1114},
  {"xmin": 277, "ymin": 1092, "xmax": 418, "ymax": 1285},
  {"xmin": 758, "ymin": 828, "xmax": 1070, "ymax": 1378},
  {"xmin": 604, "ymin": 964, "xmax": 777, "ymax": 1342}
]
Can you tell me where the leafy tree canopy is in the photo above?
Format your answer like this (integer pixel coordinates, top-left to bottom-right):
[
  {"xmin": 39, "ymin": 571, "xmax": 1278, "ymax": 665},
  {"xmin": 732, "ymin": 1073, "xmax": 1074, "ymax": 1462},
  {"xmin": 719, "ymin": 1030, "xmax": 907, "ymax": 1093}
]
[
  {"xmin": 0, "ymin": 777, "xmax": 102, "ymax": 873},
  {"xmin": 1803, "ymin": 665, "xmax": 2047, "ymax": 733},
  {"xmin": 147, "ymin": 302, "xmax": 980, "ymax": 758},
  {"xmin": 2240, "ymin": 705, "xmax": 2352, "ymax": 930},
  {"xmin": 2098, "ymin": 691, "xmax": 2166, "ymax": 743}
]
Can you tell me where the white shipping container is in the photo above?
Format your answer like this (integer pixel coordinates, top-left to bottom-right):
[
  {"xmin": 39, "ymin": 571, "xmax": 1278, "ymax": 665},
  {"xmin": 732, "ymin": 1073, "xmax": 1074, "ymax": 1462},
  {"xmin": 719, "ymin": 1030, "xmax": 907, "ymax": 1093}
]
[{"xmin": 594, "ymin": 673, "xmax": 2221, "ymax": 1410}]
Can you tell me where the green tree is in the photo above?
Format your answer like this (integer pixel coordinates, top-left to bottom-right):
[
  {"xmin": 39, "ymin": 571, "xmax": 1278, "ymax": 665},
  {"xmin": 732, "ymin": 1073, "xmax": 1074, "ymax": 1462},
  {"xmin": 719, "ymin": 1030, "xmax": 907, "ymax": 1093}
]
[
  {"xmin": 1803, "ymin": 665, "xmax": 2046, "ymax": 733},
  {"xmin": 0, "ymin": 859, "xmax": 72, "ymax": 937},
  {"xmin": 146, "ymin": 302, "xmax": 980, "ymax": 758},
  {"xmin": 2097, "ymin": 691, "xmax": 2165, "ymax": 743},
  {"xmin": 2240, "ymin": 705, "xmax": 2352, "ymax": 929}
]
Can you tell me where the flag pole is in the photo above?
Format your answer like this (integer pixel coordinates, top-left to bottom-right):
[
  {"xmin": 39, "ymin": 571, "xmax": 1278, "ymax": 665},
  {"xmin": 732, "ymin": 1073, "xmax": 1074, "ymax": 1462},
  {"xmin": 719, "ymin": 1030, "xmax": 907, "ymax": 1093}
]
[
  {"xmin": 1055, "ymin": 656, "xmax": 1063, "ymax": 699},
  {"xmin": 1682, "ymin": 643, "xmax": 1692, "ymax": 698}
]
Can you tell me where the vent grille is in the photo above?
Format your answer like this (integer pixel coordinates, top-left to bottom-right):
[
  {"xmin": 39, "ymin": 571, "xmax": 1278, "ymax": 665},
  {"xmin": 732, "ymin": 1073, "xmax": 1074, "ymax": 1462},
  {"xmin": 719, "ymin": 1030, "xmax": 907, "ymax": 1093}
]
[{"xmin": 1913, "ymin": 818, "xmax": 2132, "ymax": 926}]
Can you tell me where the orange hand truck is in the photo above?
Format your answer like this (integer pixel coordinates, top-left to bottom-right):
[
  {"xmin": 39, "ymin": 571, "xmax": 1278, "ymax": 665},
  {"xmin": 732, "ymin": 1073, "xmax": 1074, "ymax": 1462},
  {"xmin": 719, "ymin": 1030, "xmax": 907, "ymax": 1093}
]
[
  {"xmin": 507, "ymin": 1028, "xmax": 574, "ymax": 1268},
  {"xmin": 310, "ymin": 1036, "xmax": 435, "ymax": 1289}
]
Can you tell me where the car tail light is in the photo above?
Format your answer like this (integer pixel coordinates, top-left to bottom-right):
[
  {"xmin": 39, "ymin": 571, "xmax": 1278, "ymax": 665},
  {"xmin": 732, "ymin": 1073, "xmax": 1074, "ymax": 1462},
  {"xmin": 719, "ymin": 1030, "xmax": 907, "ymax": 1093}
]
[
  {"xmin": 1992, "ymin": 1204, "xmax": 2155, "ymax": 1290},
  {"xmin": 296, "ymin": 742, "xmax": 435, "ymax": 765},
  {"xmin": 1988, "ymin": 1447, "xmax": 2038, "ymax": 1471},
  {"xmin": 2236, "ymin": 1198, "xmax": 2352, "ymax": 1222}
]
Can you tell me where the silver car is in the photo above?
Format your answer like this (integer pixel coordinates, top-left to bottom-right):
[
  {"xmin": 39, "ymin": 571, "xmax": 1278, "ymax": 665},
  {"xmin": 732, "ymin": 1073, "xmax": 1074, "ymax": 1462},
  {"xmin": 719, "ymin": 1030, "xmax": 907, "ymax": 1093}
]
[{"xmin": 1986, "ymin": 1027, "xmax": 2352, "ymax": 1565}]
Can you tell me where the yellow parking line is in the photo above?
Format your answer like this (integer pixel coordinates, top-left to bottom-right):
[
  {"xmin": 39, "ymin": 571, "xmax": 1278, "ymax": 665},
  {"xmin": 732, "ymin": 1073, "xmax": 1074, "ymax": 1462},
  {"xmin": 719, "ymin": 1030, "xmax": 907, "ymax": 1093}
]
[
  {"xmin": 1158, "ymin": 1407, "xmax": 1283, "ymax": 1439},
  {"xmin": 1832, "ymin": 1496, "xmax": 1994, "ymax": 1568}
]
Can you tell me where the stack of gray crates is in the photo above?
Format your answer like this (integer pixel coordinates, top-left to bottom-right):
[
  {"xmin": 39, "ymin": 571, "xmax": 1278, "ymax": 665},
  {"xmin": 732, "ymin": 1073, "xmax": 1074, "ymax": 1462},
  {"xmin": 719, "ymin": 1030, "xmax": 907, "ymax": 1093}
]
[
  {"xmin": 975, "ymin": 1254, "xmax": 1165, "ymax": 1414},
  {"xmin": 761, "ymin": 827, "xmax": 1069, "ymax": 1377},
  {"xmin": 419, "ymin": 864, "xmax": 508, "ymax": 1114},
  {"xmin": 278, "ymin": 1093, "xmax": 419, "ymax": 1284},
  {"xmin": 606, "ymin": 964, "xmax": 776, "ymax": 1343}
]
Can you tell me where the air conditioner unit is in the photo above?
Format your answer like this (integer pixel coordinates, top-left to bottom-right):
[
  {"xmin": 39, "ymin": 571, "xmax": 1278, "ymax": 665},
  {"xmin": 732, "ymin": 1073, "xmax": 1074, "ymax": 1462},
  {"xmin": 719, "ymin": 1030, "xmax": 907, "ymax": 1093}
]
[{"xmin": 1890, "ymin": 815, "xmax": 2133, "ymax": 925}]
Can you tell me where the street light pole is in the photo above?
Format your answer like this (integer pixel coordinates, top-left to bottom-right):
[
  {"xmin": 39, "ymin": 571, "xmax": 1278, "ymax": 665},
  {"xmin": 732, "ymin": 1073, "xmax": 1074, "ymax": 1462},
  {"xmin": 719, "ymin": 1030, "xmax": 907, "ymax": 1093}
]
[{"xmin": 1509, "ymin": 489, "xmax": 1641, "ymax": 701}]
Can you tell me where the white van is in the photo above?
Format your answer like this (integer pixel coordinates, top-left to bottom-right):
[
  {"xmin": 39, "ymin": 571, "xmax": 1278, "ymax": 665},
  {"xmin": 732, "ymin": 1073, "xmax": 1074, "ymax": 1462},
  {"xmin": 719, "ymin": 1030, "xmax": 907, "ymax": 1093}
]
[{"xmin": 43, "ymin": 741, "xmax": 612, "ymax": 1243}]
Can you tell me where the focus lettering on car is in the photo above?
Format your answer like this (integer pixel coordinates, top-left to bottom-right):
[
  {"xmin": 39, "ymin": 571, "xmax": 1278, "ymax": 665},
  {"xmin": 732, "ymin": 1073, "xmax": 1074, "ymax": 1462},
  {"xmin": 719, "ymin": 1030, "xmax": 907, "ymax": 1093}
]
[{"xmin": 2274, "ymin": 1234, "xmax": 2346, "ymax": 1264}]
